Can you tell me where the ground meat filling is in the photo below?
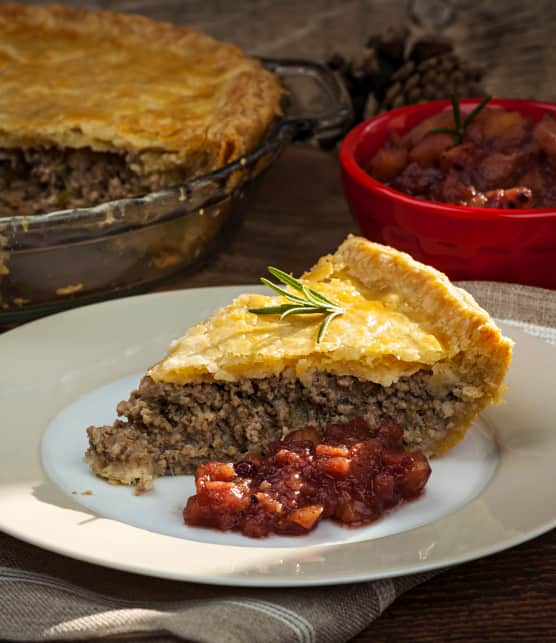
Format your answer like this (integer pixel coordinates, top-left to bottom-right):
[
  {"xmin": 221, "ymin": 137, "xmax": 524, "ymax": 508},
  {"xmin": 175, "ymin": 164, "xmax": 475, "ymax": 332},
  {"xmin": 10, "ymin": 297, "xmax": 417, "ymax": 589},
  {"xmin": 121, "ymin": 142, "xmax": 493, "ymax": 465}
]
[
  {"xmin": 86, "ymin": 371, "xmax": 466, "ymax": 483},
  {"xmin": 0, "ymin": 147, "xmax": 174, "ymax": 216}
]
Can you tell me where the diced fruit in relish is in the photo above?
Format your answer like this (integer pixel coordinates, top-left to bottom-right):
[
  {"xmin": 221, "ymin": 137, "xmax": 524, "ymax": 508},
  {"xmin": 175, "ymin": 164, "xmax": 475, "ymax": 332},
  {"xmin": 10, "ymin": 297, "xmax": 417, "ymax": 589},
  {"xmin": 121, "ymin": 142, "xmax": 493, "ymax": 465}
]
[
  {"xmin": 368, "ymin": 146, "xmax": 408, "ymax": 182},
  {"xmin": 183, "ymin": 418, "xmax": 432, "ymax": 538},
  {"xmin": 289, "ymin": 504, "xmax": 323, "ymax": 530},
  {"xmin": 408, "ymin": 133, "xmax": 453, "ymax": 165},
  {"xmin": 477, "ymin": 152, "xmax": 520, "ymax": 186},
  {"xmin": 404, "ymin": 111, "xmax": 455, "ymax": 147},
  {"xmin": 481, "ymin": 109, "xmax": 528, "ymax": 144},
  {"xmin": 533, "ymin": 115, "xmax": 556, "ymax": 163},
  {"xmin": 439, "ymin": 143, "xmax": 474, "ymax": 173},
  {"xmin": 367, "ymin": 106, "xmax": 556, "ymax": 208},
  {"xmin": 283, "ymin": 426, "xmax": 320, "ymax": 445}
]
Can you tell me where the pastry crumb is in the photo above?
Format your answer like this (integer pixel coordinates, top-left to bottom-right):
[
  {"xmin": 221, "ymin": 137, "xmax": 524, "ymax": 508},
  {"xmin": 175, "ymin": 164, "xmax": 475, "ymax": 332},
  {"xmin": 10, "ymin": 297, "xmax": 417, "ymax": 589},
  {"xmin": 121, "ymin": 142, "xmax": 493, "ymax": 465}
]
[
  {"xmin": 56, "ymin": 283, "xmax": 83, "ymax": 296},
  {"xmin": 80, "ymin": 490, "xmax": 93, "ymax": 496},
  {"xmin": 152, "ymin": 249, "xmax": 182, "ymax": 269}
]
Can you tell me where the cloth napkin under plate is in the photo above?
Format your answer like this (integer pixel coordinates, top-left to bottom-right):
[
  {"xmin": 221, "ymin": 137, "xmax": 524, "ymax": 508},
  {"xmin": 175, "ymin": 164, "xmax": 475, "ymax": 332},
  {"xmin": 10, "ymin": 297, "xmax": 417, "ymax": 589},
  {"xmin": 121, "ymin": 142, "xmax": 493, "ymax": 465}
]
[{"xmin": 1, "ymin": 281, "xmax": 555, "ymax": 643}]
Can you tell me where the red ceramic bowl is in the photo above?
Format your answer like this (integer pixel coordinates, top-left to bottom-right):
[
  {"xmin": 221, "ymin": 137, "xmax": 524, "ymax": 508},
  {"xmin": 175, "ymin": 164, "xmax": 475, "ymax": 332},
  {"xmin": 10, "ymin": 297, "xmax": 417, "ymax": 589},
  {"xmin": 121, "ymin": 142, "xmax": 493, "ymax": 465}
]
[{"xmin": 340, "ymin": 99, "xmax": 556, "ymax": 289}]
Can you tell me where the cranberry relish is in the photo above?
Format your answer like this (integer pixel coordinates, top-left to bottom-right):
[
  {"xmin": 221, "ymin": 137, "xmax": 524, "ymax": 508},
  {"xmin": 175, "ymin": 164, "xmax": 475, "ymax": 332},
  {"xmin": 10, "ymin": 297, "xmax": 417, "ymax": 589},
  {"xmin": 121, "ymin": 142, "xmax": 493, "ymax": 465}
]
[
  {"xmin": 183, "ymin": 418, "xmax": 431, "ymax": 538},
  {"xmin": 367, "ymin": 108, "xmax": 556, "ymax": 208}
]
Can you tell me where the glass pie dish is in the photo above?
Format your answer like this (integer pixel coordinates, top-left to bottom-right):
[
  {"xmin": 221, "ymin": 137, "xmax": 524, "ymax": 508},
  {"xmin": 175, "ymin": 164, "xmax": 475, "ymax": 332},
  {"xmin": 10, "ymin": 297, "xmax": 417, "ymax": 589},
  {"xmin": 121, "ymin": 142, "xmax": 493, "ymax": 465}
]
[{"xmin": 0, "ymin": 59, "xmax": 352, "ymax": 323}]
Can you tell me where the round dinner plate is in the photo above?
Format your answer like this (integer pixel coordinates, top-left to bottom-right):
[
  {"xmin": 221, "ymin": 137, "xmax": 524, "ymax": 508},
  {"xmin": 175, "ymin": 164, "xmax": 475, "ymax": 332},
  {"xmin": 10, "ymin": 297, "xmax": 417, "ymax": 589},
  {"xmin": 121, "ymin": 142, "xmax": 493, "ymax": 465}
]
[{"xmin": 0, "ymin": 287, "xmax": 554, "ymax": 587}]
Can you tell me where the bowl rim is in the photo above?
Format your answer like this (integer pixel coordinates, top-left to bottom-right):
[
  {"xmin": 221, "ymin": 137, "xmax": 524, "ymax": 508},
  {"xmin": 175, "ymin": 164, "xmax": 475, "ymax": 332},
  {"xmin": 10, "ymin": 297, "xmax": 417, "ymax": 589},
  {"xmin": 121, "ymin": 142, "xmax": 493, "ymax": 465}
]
[{"xmin": 339, "ymin": 97, "xmax": 556, "ymax": 220}]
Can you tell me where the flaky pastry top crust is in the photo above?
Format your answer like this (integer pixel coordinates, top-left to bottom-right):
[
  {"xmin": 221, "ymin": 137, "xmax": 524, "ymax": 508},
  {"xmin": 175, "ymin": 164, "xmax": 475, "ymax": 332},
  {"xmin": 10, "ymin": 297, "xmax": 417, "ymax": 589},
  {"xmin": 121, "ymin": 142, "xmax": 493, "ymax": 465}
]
[
  {"xmin": 0, "ymin": 4, "xmax": 283, "ymax": 174},
  {"xmin": 150, "ymin": 236, "xmax": 513, "ymax": 404}
]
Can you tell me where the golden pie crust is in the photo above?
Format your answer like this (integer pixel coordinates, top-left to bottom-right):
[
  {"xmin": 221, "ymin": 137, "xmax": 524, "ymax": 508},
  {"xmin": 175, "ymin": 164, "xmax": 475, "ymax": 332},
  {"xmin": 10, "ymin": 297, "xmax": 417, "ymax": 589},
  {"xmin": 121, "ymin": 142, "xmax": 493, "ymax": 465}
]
[
  {"xmin": 150, "ymin": 235, "xmax": 513, "ymax": 455},
  {"xmin": 0, "ymin": 4, "xmax": 283, "ymax": 176}
]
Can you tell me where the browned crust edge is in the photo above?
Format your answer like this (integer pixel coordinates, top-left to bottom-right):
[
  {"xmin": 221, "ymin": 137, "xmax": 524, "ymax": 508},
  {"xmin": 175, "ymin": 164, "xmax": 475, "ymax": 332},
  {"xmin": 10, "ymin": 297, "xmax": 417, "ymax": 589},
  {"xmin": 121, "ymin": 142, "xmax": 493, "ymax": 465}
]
[
  {"xmin": 0, "ymin": 3, "xmax": 284, "ymax": 169},
  {"xmin": 306, "ymin": 235, "xmax": 513, "ymax": 454}
]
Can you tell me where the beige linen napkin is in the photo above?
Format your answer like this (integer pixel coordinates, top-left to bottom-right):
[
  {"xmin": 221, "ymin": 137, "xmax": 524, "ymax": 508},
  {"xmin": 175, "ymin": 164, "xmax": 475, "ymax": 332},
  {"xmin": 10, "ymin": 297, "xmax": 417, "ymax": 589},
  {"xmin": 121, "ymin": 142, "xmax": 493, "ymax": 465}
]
[{"xmin": 1, "ymin": 282, "xmax": 555, "ymax": 643}]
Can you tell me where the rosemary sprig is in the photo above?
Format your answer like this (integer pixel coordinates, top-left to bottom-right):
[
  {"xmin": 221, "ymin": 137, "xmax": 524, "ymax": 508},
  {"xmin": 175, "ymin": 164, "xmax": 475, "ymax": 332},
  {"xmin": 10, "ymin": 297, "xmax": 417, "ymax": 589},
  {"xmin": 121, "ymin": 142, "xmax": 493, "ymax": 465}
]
[
  {"xmin": 428, "ymin": 95, "xmax": 491, "ymax": 145},
  {"xmin": 248, "ymin": 267, "xmax": 345, "ymax": 343}
]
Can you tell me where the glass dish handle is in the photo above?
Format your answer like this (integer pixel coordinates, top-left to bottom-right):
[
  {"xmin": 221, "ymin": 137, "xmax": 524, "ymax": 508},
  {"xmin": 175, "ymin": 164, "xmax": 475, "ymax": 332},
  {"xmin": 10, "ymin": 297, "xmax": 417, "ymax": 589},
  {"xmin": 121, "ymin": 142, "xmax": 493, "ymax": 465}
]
[{"xmin": 261, "ymin": 58, "xmax": 354, "ymax": 141}]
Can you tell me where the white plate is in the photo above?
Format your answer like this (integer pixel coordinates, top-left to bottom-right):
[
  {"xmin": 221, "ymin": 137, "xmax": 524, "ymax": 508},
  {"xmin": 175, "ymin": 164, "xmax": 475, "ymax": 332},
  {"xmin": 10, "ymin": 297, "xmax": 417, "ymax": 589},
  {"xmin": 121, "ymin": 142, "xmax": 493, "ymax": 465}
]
[
  {"xmin": 0, "ymin": 287, "xmax": 555, "ymax": 587},
  {"xmin": 41, "ymin": 372, "xmax": 498, "ymax": 549}
]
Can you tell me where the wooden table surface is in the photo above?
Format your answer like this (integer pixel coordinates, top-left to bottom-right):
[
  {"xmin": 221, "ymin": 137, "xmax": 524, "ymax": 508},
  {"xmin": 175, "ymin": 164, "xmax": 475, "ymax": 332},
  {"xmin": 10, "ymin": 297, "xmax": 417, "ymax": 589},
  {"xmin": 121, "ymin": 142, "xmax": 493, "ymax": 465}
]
[{"xmin": 4, "ymin": 144, "xmax": 555, "ymax": 642}]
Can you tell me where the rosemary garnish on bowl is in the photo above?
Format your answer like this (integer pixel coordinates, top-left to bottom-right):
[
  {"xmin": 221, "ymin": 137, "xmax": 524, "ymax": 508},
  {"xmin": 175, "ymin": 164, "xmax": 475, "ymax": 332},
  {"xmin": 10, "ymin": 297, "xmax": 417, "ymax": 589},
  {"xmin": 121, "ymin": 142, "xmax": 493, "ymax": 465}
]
[
  {"xmin": 428, "ymin": 95, "xmax": 491, "ymax": 145},
  {"xmin": 248, "ymin": 267, "xmax": 344, "ymax": 343}
]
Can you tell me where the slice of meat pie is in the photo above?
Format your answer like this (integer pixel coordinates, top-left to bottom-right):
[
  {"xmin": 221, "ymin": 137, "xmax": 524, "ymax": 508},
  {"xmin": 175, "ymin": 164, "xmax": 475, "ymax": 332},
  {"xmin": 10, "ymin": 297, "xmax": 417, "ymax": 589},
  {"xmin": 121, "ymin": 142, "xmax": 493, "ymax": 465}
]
[{"xmin": 86, "ymin": 236, "xmax": 512, "ymax": 493}]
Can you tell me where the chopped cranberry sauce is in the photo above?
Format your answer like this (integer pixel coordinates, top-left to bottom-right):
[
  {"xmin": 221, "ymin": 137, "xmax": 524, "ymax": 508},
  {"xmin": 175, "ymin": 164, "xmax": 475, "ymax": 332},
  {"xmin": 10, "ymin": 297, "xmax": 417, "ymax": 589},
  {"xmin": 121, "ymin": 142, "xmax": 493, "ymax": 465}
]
[
  {"xmin": 367, "ymin": 108, "xmax": 556, "ymax": 208},
  {"xmin": 183, "ymin": 418, "xmax": 431, "ymax": 538}
]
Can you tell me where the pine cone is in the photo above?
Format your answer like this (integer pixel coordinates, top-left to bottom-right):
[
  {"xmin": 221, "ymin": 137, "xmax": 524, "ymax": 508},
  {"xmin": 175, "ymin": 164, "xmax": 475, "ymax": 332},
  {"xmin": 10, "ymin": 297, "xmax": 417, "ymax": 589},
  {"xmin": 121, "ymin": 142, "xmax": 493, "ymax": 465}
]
[
  {"xmin": 373, "ymin": 53, "xmax": 486, "ymax": 117},
  {"xmin": 326, "ymin": 29, "xmax": 488, "ymax": 127}
]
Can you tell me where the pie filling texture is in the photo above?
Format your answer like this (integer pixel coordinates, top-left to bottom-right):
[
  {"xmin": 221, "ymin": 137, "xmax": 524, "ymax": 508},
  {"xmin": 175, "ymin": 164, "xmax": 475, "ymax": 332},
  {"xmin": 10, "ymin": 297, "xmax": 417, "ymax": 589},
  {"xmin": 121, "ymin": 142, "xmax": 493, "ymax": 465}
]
[
  {"xmin": 85, "ymin": 236, "xmax": 513, "ymax": 494},
  {"xmin": 86, "ymin": 370, "xmax": 465, "ymax": 495},
  {"xmin": 0, "ymin": 4, "xmax": 283, "ymax": 215},
  {"xmin": 0, "ymin": 147, "xmax": 184, "ymax": 216}
]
